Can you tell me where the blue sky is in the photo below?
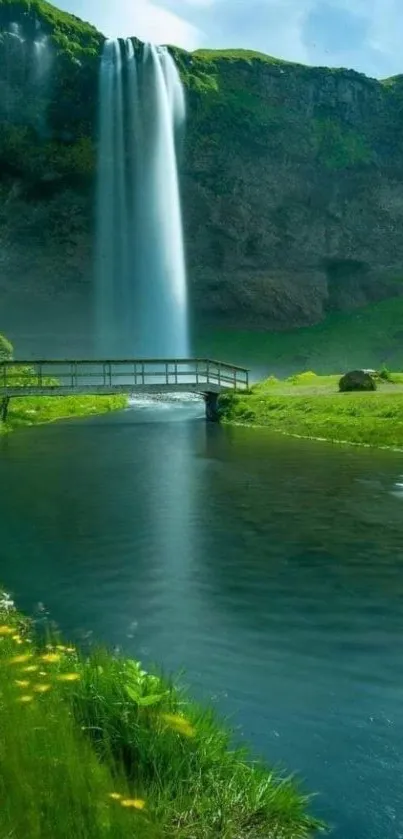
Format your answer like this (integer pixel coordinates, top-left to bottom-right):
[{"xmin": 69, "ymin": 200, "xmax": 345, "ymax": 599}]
[{"xmin": 57, "ymin": 0, "xmax": 401, "ymax": 79}]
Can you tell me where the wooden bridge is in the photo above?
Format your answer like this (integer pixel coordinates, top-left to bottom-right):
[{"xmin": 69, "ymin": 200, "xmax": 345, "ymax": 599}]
[{"xmin": 0, "ymin": 358, "xmax": 249, "ymax": 421}]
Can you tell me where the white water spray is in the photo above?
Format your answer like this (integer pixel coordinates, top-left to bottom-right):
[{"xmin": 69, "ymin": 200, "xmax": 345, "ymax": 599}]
[{"xmin": 96, "ymin": 39, "xmax": 189, "ymax": 358}]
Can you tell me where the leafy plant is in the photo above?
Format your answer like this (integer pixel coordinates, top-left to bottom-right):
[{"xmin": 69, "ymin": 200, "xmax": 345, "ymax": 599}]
[{"xmin": 0, "ymin": 333, "xmax": 13, "ymax": 361}]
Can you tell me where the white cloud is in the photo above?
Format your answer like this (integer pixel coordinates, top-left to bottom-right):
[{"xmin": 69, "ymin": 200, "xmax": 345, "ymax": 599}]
[
  {"xmin": 55, "ymin": 0, "xmax": 403, "ymax": 76},
  {"xmin": 57, "ymin": 0, "xmax": 203, "ymax": 48},
  {"xmin": 105, "ymin": 0, "xmax": 202, "ymax": 47}
]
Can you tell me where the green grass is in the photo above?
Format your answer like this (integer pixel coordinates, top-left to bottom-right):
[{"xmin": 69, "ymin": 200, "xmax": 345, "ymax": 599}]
[
  {"xmin": 219, "ymin": 371, "xmax": 403, "ymax": 449},
  {"xmin": 0, "ymin": 363, "xmax": 128, "ymax": 432},
  {"xmin": 192, "ymin": 48, "xmax": 301, "ymax": 67},
  {"xmin": 0, "ymin": 593, "xmax": 323, "ymax": 839},
  {"xmin": 195, "ymin": 297, "xmax": 403, "ymax": 376},
  {"xmin": 4, "ymin": 393, "xmax": 128, "ymax": 430}
]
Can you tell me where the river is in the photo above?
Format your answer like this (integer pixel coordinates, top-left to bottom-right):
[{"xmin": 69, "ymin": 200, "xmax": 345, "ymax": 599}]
[{"xmin": 1, "ymin": 399, "xmax": 403, "ymax": 838}]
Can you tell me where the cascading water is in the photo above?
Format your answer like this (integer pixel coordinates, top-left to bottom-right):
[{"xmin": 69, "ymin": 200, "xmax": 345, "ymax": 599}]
[
  {"xmin": 1, "ymin": 21, "xmax": 53, "ymax": 123},
  {"xmin": 96, "ymin": 38, "xmax": 189, "ymax": 358}
]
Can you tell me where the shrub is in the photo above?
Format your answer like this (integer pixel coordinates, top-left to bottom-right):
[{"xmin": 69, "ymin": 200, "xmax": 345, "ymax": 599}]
[
  {"xmin": 0, "ymin": 334, "xmax": 13, "ymax": 361},
  {"xmin": 379, "ymin": 367, "xmax": 393, "ymax": 382}
]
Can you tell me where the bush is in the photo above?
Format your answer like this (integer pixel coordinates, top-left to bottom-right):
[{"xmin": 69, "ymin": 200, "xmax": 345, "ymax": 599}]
[
  {"xmin": 379, "ymin": 367, "xmax": 393, "ymax": 382},
  {"xmin": 0, "ymin": 334, "xmax": 13, "ymax": 361}
]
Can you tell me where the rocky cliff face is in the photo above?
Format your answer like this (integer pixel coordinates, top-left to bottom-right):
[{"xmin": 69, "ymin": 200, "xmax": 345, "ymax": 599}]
[{"xmin": 1, "ymin": 0, "xmax": 403, "ymax": 354}]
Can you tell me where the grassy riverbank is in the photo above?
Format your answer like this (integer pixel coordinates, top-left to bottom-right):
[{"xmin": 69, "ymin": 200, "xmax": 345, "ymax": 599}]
[
  {"xmin": 219, "ymin": 372, "xmax": 403, "ymax": 449},
  {"xmin": 2, "ymin": 393, "xmax": 128, "ymax": 432},
  {"xmin": 0, "ymin": 591, "xmax": 322, "ymax": 839}
]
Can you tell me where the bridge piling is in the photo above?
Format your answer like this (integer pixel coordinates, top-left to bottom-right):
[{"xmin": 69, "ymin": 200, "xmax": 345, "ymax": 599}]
[
  {"xmin": 0, "ymin": 397, "xmax": 10, "ymax": 423},
  {"xmin": 205, "ymin": 391, "xmax": 220, "ymax": 422}
]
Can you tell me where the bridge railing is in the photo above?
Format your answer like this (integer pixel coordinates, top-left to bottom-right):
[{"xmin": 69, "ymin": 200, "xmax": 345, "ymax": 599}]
[{"xmin": 0, "ymin": 359, "xmax": 249, "ymax": 394}]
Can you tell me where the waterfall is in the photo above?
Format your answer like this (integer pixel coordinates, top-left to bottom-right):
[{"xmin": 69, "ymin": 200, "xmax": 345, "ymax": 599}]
[
  {"xmin": 33, "ymin": 35, "xmax": 52, "ymax": 83},
  {"xmin": 96, "ymin": 38, "xmax": 189, "ymax": 359},
  {"xmin": 1, "ymin": 22, "xmax": 52, "ymax": 124}
]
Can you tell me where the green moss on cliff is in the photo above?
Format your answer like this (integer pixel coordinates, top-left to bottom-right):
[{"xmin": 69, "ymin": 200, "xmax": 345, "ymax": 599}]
[
  {"xmin": 0, "ymin": 0, "xmax": 103, "ymax": 57},
  {"xmin": 193, "ymin": 48, "xmax": 298, "ymax": 67},
  {"xmin": 196, "ymin": 297, "xmax": 403, "ymax": 376},
  {"xmin": 312, "ymin": 117, "xmax": 372, "ymax": 169}
]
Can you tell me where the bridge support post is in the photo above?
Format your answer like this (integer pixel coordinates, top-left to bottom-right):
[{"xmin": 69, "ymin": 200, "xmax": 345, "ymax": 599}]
[
  {"xmin": 205, "ymin": 391, "xmax": 220, "ymax": 422},
  {"xmin": 0, "ymin": 397, "xmax": 10, "ymax": 423}
]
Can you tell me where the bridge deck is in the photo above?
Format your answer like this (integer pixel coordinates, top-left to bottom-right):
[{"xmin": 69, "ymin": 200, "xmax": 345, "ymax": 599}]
[{"xmin": 0, "ymin": 358, "xmax": 249, "ymax": 398}]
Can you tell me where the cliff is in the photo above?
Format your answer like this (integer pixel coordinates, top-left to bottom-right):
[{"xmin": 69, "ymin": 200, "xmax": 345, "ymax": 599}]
[{"xmin": 1, "ymin": 0, "xmax": 403, "ymax": 354}]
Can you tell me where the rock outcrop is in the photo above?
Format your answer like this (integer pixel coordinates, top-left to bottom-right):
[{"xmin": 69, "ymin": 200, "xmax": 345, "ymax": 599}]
[
  {"xmin": 1, "ymin": 0, "xmax": 403, "ymax": 354},
  {"xmin": 339, "ymin": 370, "xmax": 377, "ymax": 392}
]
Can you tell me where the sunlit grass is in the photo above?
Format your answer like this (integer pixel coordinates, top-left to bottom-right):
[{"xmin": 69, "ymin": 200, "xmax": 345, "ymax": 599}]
[
  {"xmin": 4, "ymin": 393, "xmax": 128, "ymax": 431},
  {"xmin": 0, "ymin": 591, "xmax": 323, "ymax": 839},
  {"xmin": 219, "ymin": 371, "xmax": 403, "ymax": 448}
]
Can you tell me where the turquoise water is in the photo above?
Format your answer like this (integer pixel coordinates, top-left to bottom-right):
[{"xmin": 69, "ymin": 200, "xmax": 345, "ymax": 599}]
[{"xmin": 1, "ymin": 401, "xmax": 403, "ymax": 837}]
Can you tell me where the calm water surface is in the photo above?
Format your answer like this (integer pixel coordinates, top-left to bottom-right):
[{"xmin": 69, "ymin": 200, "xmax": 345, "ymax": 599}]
[{"xmin": 1, "ymin": 400, "xmax": 403, "ymax": 838}]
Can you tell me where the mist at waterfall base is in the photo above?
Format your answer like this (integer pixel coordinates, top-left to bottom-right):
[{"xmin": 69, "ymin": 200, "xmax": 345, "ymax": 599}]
[{"xmin": 96, "ymin": 39, "xmax": 189, "ymax": 359}]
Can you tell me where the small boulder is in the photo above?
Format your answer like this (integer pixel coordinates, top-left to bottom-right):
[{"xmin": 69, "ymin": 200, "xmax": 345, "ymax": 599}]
[{"xmin": 339, "ymin": 370, "xmax": 377, "ymax": 392}]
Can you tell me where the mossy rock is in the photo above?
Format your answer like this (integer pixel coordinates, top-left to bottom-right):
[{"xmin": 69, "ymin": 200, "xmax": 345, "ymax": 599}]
[{"xmin": 339, "ymin": 370, "xmax": 376, "ymax": 392}]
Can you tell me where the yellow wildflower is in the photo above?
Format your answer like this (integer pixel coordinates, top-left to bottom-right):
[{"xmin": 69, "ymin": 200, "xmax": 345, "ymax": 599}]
[
  {"xmin": 121, "ymin": 799, "xmax": 146, "ymax": 810},
  {"xmin": 22, "ymin": 665, "xmax": 39, "ymax": 673},
  {"xmin": 15, "ymin": 680, "xmax": 30, "ymax": 688},
  {"xmin": 18, "ymin": 695, "xmax": 34, "ymax": 703},
  {"xmin": 34, "ymin": 684, "xmax": 51, "ymax": 694},
  {"xmin": 57, "ymin": 673, "xmax": 81, "ymax": 682},
  {"xmin": 0, "ymin": 626, "xmax": 14, "ymax": 636},
  {"xmin": 108, "ymin": 793, "xmax": 122, "ymax": 801},
  {"xmin": 41, "ymin": 653, "xmax": 61, "ymax": 664},
  {"xmin": 161, "ymin": 713, "xmax": 195, "ymax": 738},
  {"xmin": 9, "ymin": 654, "xmax": 32, "ymax": 665}
]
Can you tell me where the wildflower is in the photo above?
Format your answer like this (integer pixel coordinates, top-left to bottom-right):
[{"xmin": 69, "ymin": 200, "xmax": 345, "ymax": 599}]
[
  {"xmin": 0, "ymin": 626, "xmax": 14, "ymax": 636},
  {"xmin": 56, "ymin": 645, "xmax": 67, "ymax": 651},
  {"xmin": 8, "ymin": 654, "xmax": 32, "ymax": 665},
  {"xmin": 121, "ymin": 799, "xmax": 146, "ymax": 810},
  {"xmin": 15, "ymin": 680, "xmax": 30, "ymax": 688},
  {"xmin": 22, "ymin": 665, "xmax": 39, "ymax": 673},
  {"xmin": 108, "ymin": 793, "xmax": 122, "ymax": 801},
  {"xmin": 57, "ymin": 673, "xmax": 80, "ymax": 682},
  {"xmin": 161, "ymin": 713, "xmax": 196, "ymax": 738},
  {"xmin": 12, "ymin": 635, "xmax": 23, "ymax": 644},
  {"xmin": 17, "ymin": 695, "xmax": 34, "ymax": 703},
  {"xmin": 66, "ymin": 647, "xmax": 76, "ymax": 654},
  {"xmin": 41, "ymin": 653, "xmax": 61, "ymax": 664},
  {"xmin": 34, "ymin": 684, "xmax": 51, "ymax": 694}
]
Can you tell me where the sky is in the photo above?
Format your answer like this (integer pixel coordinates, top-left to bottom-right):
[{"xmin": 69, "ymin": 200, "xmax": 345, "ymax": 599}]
[{"xmin": 56, "ymin": 0, "xmax": 402, "ymax": 79}]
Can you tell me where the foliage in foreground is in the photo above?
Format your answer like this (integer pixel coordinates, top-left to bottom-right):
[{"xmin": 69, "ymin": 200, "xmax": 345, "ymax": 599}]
[
  {"xmin": 219, "ymin": 371, "xmax": 403, "ymax": 448},
  {"xmin": 0, "ymin": 592, "xmax": 322, "ymax": 839}
]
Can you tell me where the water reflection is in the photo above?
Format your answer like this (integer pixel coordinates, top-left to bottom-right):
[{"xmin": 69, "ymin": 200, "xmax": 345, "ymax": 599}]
[{"xmin": 1, "ymin": 410, "xmax": 403, "ymax": 838}]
